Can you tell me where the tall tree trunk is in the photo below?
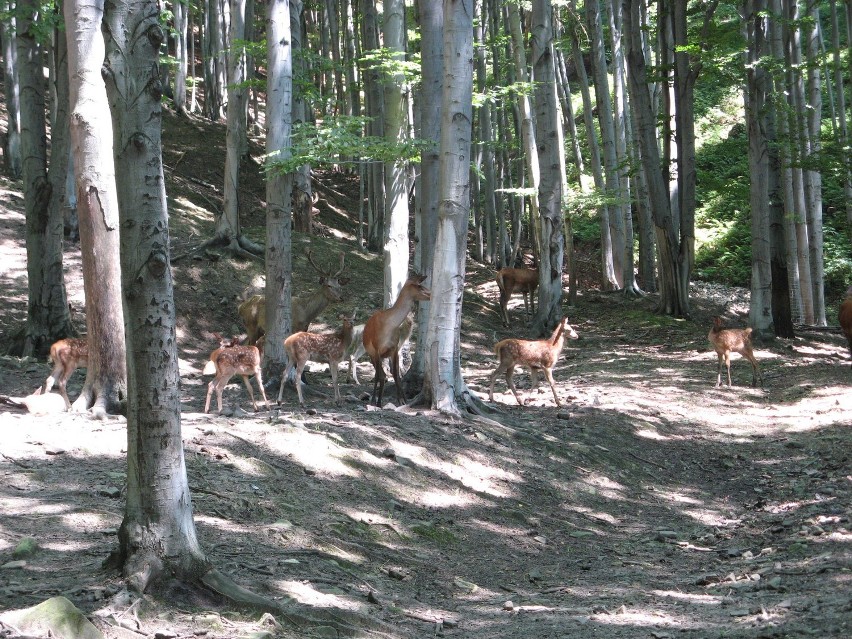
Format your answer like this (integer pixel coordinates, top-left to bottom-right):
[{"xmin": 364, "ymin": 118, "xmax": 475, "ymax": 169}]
[
  {"xmin": 342, "ymin": 0, "xmax": 360, "ymax": 118},
  {"xmin": 829, "ymin": 0, "xmax": 852, "ymax": 241},
  {"xmin": 102, "ymin": 0, "xmax": 204, "ymax": 587},
  {"xmin": 586, "ymin": 0, "xmax": 620, "ymax": 290},
  {"xmin": 362, "ymin": 0, "xmax": 384, "ymax": 251},
  {"xmin": 291, "ymin": 0, "xmax": 313, "ymax": 234},
  {"xmin": 475, "ymin": 0, "xmax": 496, "ymax": 264},
  {"xmin": 423, "ymin": 0, "xmax": 479, "ymax": 417},
  {"xmin": 65, "ymin": 0, "xmax": 127, "ymax": 415},
  {"xmin": 624, "ymin": 0, "xmax": 688, "ymax": 317},
  {"xmin": 803, "ymin": 0, "xmax": 825, "ymax": 326},
  {"xmin": 172, "ymin": 0, "xmax": 188, "ymax": 113},
  {"xmin": 530, "ymin": 0, "xmax": 565, "ymax": 334},
  {"xmin": 219, "ymin": 0, "xmax": 248, "ymax": 248},
  {"xmin": 16, "ymin": 0, "xmax": 73, "ymax": 358},
  {"xmin": 382, "ymin": 0, "xmax": 409, "ymax": 307},
  {"xmin": 744, "ymin": 0, "xmax": 773, "ymax": 336},
  {"xmin": 263, "ymin": 0, "xmax": 294, "ymax": 379},
  {"xmin": 410, "ymin": 0, "xmax": 442, "ymax": 384},
  {"xmin": 1, "ymin": 4, "xmax": 22, "ymax": 178},
  {"xmin": 507, "ymin": 2, "xmax": 542, "ymax": 260}
]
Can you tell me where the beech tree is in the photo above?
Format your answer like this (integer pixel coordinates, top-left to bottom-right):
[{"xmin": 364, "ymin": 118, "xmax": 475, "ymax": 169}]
[
  {"xmin": 422, "ymin": 0, "xmax": 483, "ymax": 417},
  {"xmin": 1, "ymin": 2, "xmax": 21, "ymax": 178},
  {"xmin": 15, "ymin": 0, "xmax": 74, "ymax": 357}
]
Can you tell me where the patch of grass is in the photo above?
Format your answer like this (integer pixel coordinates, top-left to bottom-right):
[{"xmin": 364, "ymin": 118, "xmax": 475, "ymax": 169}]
[{"xmin": 411, "ymin": 522, "xmax": 457, "ymax": 545}]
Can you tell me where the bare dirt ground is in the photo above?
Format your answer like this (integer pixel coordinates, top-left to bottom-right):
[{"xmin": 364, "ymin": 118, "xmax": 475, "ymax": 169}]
[{"xmin": 1, "ymin": 110, "xmax": 851, "ymax": 639}]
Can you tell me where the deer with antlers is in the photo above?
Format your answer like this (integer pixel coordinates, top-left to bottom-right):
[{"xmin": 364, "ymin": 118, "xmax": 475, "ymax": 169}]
[
  {"xmin": 489, "ymin": 317, "xmax": 579, "ymax": 407},
  {"xmin": 496, "ymin": 267, "xmax": 539, "ymax": 327},
  {"xmin": 278, "ymin": 311, "xmax": 357, "ymax": 405},
  {"xmin": 43, "ymin": 337, "xmax": 89, "ymax": 409},
  {"xmin": 238, "ymin": 251, "xmax": 349, "ymax": 345},
  {"xmin": 203, "ymin": 333, "xmax": 269, "ymax": 413},
  {"xmin": 363, "ymin": 275, "xmax": 430, "ymax": 406}
]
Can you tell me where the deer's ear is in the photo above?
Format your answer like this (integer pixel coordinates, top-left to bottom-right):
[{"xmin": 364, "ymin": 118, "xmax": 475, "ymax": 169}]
[{"xmin": 339, "ymin": 277, "xmax": 351, "ymax": 286}]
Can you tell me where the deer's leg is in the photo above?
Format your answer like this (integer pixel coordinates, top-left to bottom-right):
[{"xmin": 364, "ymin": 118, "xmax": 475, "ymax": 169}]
[
  {"xmin": 58, "ymin": 380, "xmax": 72, "ymax": 410},
  {"xmin": 544, "ymin": 368, "xmax": 561, "ymax": 407},
  {"xmin": 499, "ymin": 291, "xmax": 510, "ymax": 326},
  {"xmin": 204, "ymin": 378, "xmax": 216, "ymax": 413},
  {"xmin": 255, "ymin": 368, "xmax": 269, "ymax": 408},
  {"xmin": 725, "ymin": 353, "xmax": 733, "ymax": 386},
  {"xmin": 745, "ymin": 351, "xmax": 763, "ymax": 388},
  {"xmin": 488, "ymin": 363, "xmax": 507, "ymax": 402},
  {"xmin": 330, "ymin": 361, "xmax": 340, "ymax": 403},
  {"xmin": 390, "ymin": 351, "xmax": 405, "ymax": 405},
  {"xmin": 370, "ymin": 356, "xmax": 385, "ymax": 406},
  {"xmin": 715, "ymin": 354, "xmax": 724, "ymax": 388},
  {"xmin": 241, "ymin": 375, "xmax": 258, "ymax": 410},
  {"xmin": 504, "ymin": 366, "xmax": 523, "ymax": 405},
  {"xmin": 277, "ymin": 361, "xmax": 294, "ymax": 404},
  {"xmin": 295, "ymin": 362, "xmax": 308, "ymax": 405}
]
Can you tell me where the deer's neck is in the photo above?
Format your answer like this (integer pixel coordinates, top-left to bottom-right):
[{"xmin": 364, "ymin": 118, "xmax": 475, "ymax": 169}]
[{"xmin": 299, "ymin": 288, "xmax": 331, "ymax": 319}]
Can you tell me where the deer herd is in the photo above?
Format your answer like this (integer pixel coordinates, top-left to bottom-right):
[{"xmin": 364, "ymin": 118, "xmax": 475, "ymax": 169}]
[{"xmin": 36, "ymin": 257, "xmax": 852, "ymax": 414}]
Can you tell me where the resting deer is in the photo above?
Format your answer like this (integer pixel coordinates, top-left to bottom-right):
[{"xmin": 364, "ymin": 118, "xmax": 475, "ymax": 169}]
[
  {"xmin": 345, "ymin": 315, "xmax": 414, "ymax": 384},
  {"xmin": 840, "ymin": 286, "xmax": 852, "ymax": 368},
  {"xmin": 43, "ymin": 338, "xmax": 88, "ymax": 409},
  {"xmin": 238, "ymin": 251, "xmax": 350, "ymax": 345},
  {"xmin": 363, "ymin": 275, "xmax": 431, "ymax": 406},
  {"xmin": 204, "ymin": 335, "xmax": 269, "ymax": 413},
  {"xmin": 496, "ymin": 267, "xmax": 539, "ymax": 326},
  {"xmin": 278, "ymin": 311, "xmax": 356, "ymax": 405},
  {"xmin": 708, "ymin": 316, "xmax": 763, "ymax": 388},
  {"xmin": 489, "ymin": 317, "xmax": 579, "ymax": 407}
]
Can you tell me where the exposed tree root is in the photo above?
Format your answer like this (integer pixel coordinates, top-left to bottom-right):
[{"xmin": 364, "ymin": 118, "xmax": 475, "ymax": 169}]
[{"xmin": 172, "ymin": 234, "xmax": 263, "ymax": 263}]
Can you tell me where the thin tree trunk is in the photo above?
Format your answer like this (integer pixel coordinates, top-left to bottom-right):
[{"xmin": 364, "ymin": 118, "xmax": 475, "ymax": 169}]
[
  {"xmin": 423, "ymin": 0, "xmax": 478, "ymax": 416},
  {"xmin": 530, "ymin": 0, "xmax": 565, "ymax": 334},
  {"xmin": 16, "ymin": 0, "xmax": 73, "ymax": 358},
  {"xmin": 291, "ymin": 0, "xmax": 313, "ymax": 234},
  {"xmin": 382, "ymin": 0, "xmax": 409, "ymax": 307},
  {"xmin": 475, "ymin": 0, "xmax": 496, "ymax": 265},
  {"xmin": 1, "ymin": 4, "xmax": 22, "ymax": 178}
]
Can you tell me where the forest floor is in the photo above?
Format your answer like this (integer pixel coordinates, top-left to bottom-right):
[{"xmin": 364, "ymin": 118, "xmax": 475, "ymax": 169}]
[{"xmin": 1, "ymin": 109, "xmax": 851, "ymax": 639}]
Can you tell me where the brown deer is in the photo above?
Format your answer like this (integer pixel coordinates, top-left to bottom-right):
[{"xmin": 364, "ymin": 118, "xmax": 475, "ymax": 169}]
[
  {"xmin": 345, "ymin": 315, "xmax": 414, "ymax": 384},
  {"xmin": 708, "ymin": 316, "xmax": 763, "ymax": 388},
  {"xmin": 238, "ymin": 251, "xmax": 349, "ymax": 345},
  {"xmin": 203, "ymin": 336, "xmax": 269, "ymax": 413},
  {"xmin": 496, "ymin": 267, "xmax": 539, "ymax": 326},
  {"xmin": 278, "ymin": 311, "xmax": 356, "ymax": 405},
  {"xmin": 489, "ymin": 317, "xmax": 579, "ymax": 407},
  {"xmin": 43, "ymin": 338, "xmax": 88, "ymax": 409},
  {"xmin": 838, "ymin": 287, "xmax": 852, "ymax": 367},
  {"xmin": 363, "ymin": 275, "xmax": 431, "ymax": 406}
]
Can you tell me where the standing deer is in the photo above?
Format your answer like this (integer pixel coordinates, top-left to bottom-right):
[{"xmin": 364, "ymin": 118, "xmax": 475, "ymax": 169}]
[
  {"xmin": 238, "ymin": 251, "xmax": 349, "ymax": 345},
  {"xmin": 203, "ymin": 335, "xmax": 269, "ymax": 413},
  {"xmin": 278, "ymin": 311, "xmax": 356, "ymax": 405},
  {"xmin": 43, "ymin": 338, "xmax": 89, "ymax": 409},
  {"xmin": 708, "ymin": 316, "xmax": 763, "ymax": 388},
  {"xmin": 496, "ymin": 267, "xmax": 539, "ymax": 326},
  {"xmin": 489, "ymin": 317, "xmax": 579, "ymax": 407},
  {"xmin": 345, "ymin": 315, "xmax": 414, "ymax": 384},
  {"xmin": 363, "ymin": 275, "xmax": 431, "ymax": 406},
  {"xmin": 839, "ymin": 286, "xmax": 852, "ymax": 367}
]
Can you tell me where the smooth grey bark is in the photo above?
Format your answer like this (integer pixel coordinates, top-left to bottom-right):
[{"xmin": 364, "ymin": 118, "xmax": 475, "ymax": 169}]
[
  {"xmin": 803, "ymin": 0, "xmax": 825, "ymax": 326},
  {"xmin": 785, "ymin": 0, "xmax": 815, "ymax": 323},
  {"xmin": 219, "ymin": 0, "xmax": 248, "ymax": 249},
  {"xmin": 624, "ymin": 0, "xmax": 688, "ymax": 317},
  {"xmin": 203, "ymin": 0, "xmax": 226, "ymax": 120},
  {"xmin": 586, "ymin": 0, "xmax": 620, "ymax": 290},
  {"xmin": 743, "ymin": 0, "xmax": 773, "ymax": 336},
  {"xmin": 172, "ymin": 0, "xmax": 188, "ymax": 112},
  {"xmin": 1, "ymin": 5, "xmax": 21, "ymax": 178},
  {"xmin": 65, "ymin": 0, "xmax": 127, "ymax": 415},
  {"xmin": 829, "ymin": 0, "xmax": 852, "ymax": 240},
  {"xmin": 290, "ymin": 0, "xmax": 313, "ymax": 235},
  {"xmin": 362, "ymin": 0, "xmax": 384, "ymax": 251},
  {"xmin": 382, "ymin": 0, "xmax": 410, "ymax": 308},
  {"xmin": 410, "ymin": 0, "xmax": 442, "ymax": 384},
  {"xmin": 423, "ymin": 0, "xmax": 479, "ymax": 416},
  {"xmin": 507, "ymin": 2, "xmax": 541, "ymax": 259},
  {"xmin": 16, "ymin": 0, "xmax": 73, "ymax": 358},
  {"xmin": 475, "ymin": 1, "xmax": 496, "ymax": 265},
  {"xmin": 325, "ymin": 0, "xmax": 344, "ymax": 114},
  {"xmin": 342, "ymin": 0, "xmax": 360, "ymax": 117},
  {"xmin": 263, "ymin": 0, "xmax": 294, "ymax": 379},
  {"xmin": 530, "ymin": 0, "xmax": 565, "ymax": 335},
  {"xmin": 102, "ymin": 0, "xmax": 202, "ymax": 585}
]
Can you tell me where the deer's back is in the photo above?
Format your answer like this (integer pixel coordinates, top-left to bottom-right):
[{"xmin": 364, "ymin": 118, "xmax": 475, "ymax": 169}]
[
  {"xmin": 840, "ymin": 297, "xmax": 852, "ymax": 339},
  {"xmin": 709, "ymin": 327, "xmax": 753, "ymax": 353}
]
